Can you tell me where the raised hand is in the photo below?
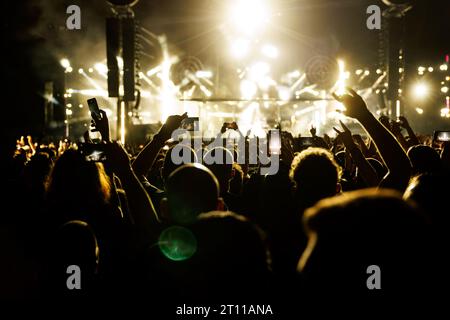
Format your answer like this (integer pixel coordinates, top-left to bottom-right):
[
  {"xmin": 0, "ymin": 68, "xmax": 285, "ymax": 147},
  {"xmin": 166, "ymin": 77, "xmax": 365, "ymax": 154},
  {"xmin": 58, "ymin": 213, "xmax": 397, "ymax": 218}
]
[
  {"xmin": 378, "ymin": 115, "xmax": 391, "ymax": 129},
  {"xmin": 389, "ymin": 120, "xmax": 402, "ymax": 136},
  {"xmin": 397, "ymin": 116, "xmax": 410, "ymax": 129},
  {"xmin": 352, "ymin": 134, "xmax": 370, "ymax": 157},
  {"xmin": 91, "ymin": 110, "xmax": 110, "ymax": 142},
  {"xmin": 220, "ymin": 122, "xmax": 228, "ymax": 134},
  {"xmin": 333, "ymin": 120, "xmax": 355, "ymax": 148},
  {"xmin": 27, "ymin": 135, "xmax": 36, "ymax": 155},
  {"xmin": 310, "ymin": 125, "xmax": 317, "ymax": 137},
  {"xmin": 332, "ymin": 88, "xmax": 371, "ymax": 120},
  {"xmin": 332, "ymin": 88, "xmax": 412, "ymax": 190},
  {"xmin": 158, "ymin": 112, "xmax": 188, "ymax": 141},
  {"xmin": 398, "ymin": 115, "xmax": 419, "ymax": 146}
]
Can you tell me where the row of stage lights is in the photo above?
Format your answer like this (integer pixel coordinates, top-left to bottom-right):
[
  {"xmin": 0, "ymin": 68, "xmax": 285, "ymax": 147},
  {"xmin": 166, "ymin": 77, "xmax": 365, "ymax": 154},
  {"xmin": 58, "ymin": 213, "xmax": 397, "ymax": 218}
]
[{"xmin": 60, "ymin": 56, "xmax": 450, "ymax": 118}]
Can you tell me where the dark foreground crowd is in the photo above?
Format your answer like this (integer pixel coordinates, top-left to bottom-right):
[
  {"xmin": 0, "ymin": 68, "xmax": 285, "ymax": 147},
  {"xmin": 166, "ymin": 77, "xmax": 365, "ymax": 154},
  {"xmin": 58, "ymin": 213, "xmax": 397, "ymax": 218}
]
[{"xmin": 1, "ymin": 90, "xmax": 449, "ymax": 314}]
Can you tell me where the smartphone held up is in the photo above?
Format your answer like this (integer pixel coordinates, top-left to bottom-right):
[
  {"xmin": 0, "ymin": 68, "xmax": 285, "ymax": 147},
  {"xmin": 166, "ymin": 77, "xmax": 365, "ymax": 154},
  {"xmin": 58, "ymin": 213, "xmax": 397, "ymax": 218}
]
[
  {"xmin": 433, "ymin": 130, "xmax": 450, "ymax": 142},
  {"xmin": 79, "ymin": 143, "xmax": 107, "ymax": 162},
  {"xmin": 87, "ymin": 98, "xmax": 102, "ymax": 120},
  {"xmin": 181, "ymin": 117, "xmax": 199, "ymax": 131}
]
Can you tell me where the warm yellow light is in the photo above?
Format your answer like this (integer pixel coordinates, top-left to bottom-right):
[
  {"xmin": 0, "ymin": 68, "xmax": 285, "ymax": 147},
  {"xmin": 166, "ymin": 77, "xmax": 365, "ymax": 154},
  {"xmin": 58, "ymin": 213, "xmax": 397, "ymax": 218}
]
[
  {"xmin": 261, "ymin": 44, "xmax": 278, "ymax": 59},
  {"xmin": 230, "ymin": 38, "xmax": 250, "ymax": 59},
  {"xmin": 440, "ymin": 64, "xmax": 448, "ymax": 71},
  {"xmin": 249, "ymin": 62, "xmax": 270, "ymax": 81},
  {"xmin": 412, "ymin": 82, "xmax": 429, "ymax": 99},
  {"xmin": 60, "ymin": 58, "xmax": 70, "ymax": 69},
  {"xmin": 278, "ymin": 87, "xmax": 290, "ymax": 101},
  {"xmin": 229, "ymin": 0, "xmax": 269, "ymax": 35},
  {"xmin": 95, "ymin": 63, "xmax": 108, "ymax": 73},
  {"xmin": 120, "ymin": 101, "xmax": 126, "ymax": 145},
  {"xmin": 195, "ymin": 70, "xmax": 213, "ymax": 78},
  {"xmin": 240, "ymin": 80, "xmax": 258, "ymax": 99},
  {"xmin": 395, "ymin": 100, "xmax": 401, "ymax": 118},
  {"xmin": 334, "ymin": 59, "xmax": 347, "ymax": 95},
  {"xmin": 117, "ymin": 57, "xmax": 124, "ymax": 69}
]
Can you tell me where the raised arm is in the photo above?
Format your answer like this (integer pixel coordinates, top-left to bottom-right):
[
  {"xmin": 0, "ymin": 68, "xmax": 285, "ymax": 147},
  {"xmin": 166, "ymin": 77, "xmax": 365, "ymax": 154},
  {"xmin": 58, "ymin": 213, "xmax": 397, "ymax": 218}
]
[
  {"xmin": 389, "ymin": 119, "xmax": 410, "ymax": 152},
  {"xmin": 334, "ymin": 121, "xmax": 380, "ymax": 187},
  {"xmin": 398, "ymin": 116, "xmax": 420, "ymax": 146},
  {"xmin": 132, "ymin": 113, "xmax": 187, "ymax": 179},
  {"xmin": 107, "ymin": 142, "xmax": 160, "ymax": 232},
  {"xmin": 333, "ymin": 88, "xmax": 411, "ymax": 191},
  {"xmin": 352, "ymin": 134, "xmax": 370, "ymax": 157}
]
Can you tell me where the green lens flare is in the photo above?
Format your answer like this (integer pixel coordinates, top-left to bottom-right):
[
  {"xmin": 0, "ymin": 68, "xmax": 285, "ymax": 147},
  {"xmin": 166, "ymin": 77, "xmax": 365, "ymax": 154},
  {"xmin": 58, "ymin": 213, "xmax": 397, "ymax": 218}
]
[{"xmin": 158, "ymin": 226, "xmax": 197, "ymax": 261}]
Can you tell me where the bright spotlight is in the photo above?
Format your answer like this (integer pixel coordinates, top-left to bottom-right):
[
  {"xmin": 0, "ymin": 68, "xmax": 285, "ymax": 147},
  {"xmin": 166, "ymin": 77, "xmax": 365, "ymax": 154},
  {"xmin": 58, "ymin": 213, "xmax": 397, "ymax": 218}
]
[
  {"xmin": 440, "ymin": 64, "xmax": 448, "ymax": 71},
  {"xmin": 229, "ymin": 0, "xmax": 269, "ymax": 35},
  {"xmin": 231, "ymin": 38, "xmax": 250, "ymax": 59},
  {"xmin": 78, "ymin": 68, "xmax": 84, "ymax": 74},
  {"xmin": 60, "ymin": 58, "xmax": 70, "ymax": 69},
  {"xmin": 415, "ymin": 108, "xmax": 424, "ymax": 114},
  {"xmin": 195, "ymin": 70, "xmax": 213, "ymax": 78},
  {"xmin": 334, "ymin": 59, "xmax": 347, "ymax": 95},
  {"xmin": 261, "ymin": 44, "xmax": 278, "ymax": 59},
  {"xmin": 240, "ymin": 80, "xmax": 258, "ymax": 99},
  {"xmin": 278, "ymin": 87, "xmax": 290, "ymax": 100},
  {"xmin": 258, "ymin": 76, "xmax": 275, "ymax": 91},
  {"xmin": 249, "ymin": 62, "xmax": 270, "ymax": 81},
  {"xmin": 428, "ymin": 67, "xmax": 434, "ymax": 72},
  {"xmin": 442, "ymin": 86, "xmax": 449, "ymax": 93},
  {"xmin": 290, "ymin": 70, "xmax": 301, "ymax": 78},
  {"xmin": 95, "ymin": 63, "xmax": 108, "ymax": 73},
  {"xmin": 117, "ymin": 56, "xmax": 124, "ymax": 69},
  {"xmin": 413, "ymin": 83, "xmax": 429, "ymax": 99}
]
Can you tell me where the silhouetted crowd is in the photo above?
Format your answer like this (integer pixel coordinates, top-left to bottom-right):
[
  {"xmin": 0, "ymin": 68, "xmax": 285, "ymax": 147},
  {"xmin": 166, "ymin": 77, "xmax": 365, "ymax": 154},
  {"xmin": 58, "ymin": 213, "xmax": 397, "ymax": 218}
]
[{"xmin": 1, "ymin": 90, "xmax": 449, "ymax": 314}]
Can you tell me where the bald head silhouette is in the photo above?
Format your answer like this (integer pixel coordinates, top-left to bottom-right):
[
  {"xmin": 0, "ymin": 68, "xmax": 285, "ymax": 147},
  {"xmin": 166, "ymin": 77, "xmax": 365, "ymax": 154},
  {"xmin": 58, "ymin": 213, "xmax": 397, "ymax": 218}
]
[{"xmin": 165, "ymin": 163, "xmax": 220, "ymax": 224}]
